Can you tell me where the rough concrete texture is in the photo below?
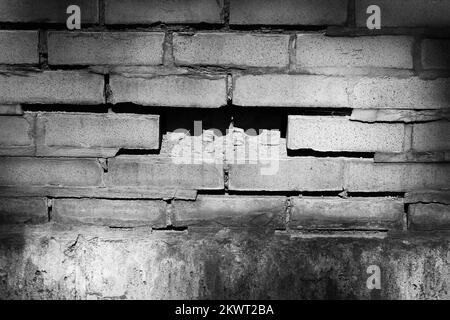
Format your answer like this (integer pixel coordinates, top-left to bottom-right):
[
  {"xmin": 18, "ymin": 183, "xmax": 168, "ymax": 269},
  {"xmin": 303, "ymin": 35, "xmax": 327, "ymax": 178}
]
[
  {"xmin": 172, "ymin": 196, "xmax": 286, "ymax": 229},
  {"xmin": 287, "ymin": 116, "xmax": 405, "ymax": 152},
  {"xmin": 105, "ymin": 0, "xmax": 224, "ymax": 24},
  {"xmin": 0, "ymin": 71, "xmax": 104, "ymax": 105},
  {"xmin": 290, "ymin": 197, "xmax": 404, "ymax": 231},
  {"xmin": 0, "ymin": 31, "xmax": 39, "ymax": 64},
  {"xmin": 109, "ymin": 74, "xmax": 227, "ymax": 108},
  {"xmin": 174, "ymin": 33, "xmax": 290, "ymax": 68},
  {"xmin": 421, "ymin": 39, "xmax": 450, "ymax": 70},
  {"xmin": 37, "ymin": 113, "xmax": 160, "ymax": 157},
  {"xmin": 412, "ymin": 121, "xmax": 450, "ymax": 152},
  {"xmin": 409, "ymin": 203, "xmax": 450, "ymax": 231},
  {"xmin": 295, "ymin": 35, "xmax": 413, "ymax": 70},
  {"xmin": 356, "ymin": 0, "xmax": 450, "ymax": 27},
  {"xmin": 48, "ymin": 32, "xmax": 165, "ymax": 66},
  {"xmin": 52, "ymin": 199, "xmax": 167, "ymax": 228},
  {"xmin": 0, "ymin": 225, "xmax": 449, "ymax": 299},
  {"xmin": 230, "ymin": 0, "xmax": 348, "ymax": 25},
  {"xmin": 0, "ymin": 0, "xmax": 98, "ymax": 23}
]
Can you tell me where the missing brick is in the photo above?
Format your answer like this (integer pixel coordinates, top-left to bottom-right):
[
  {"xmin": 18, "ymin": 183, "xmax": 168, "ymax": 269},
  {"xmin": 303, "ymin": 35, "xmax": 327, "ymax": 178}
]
[
  {"xmin": 22, "ymin": 104, "xmax": 109, "ymax": 113},
  {"xmin": 287, "ymin": 149, "xmax": 375, "ymax": 158}
]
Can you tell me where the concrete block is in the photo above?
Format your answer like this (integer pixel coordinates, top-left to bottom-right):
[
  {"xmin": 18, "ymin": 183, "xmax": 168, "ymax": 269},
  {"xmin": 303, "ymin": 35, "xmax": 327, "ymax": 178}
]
[
  {"xmin": 106, "ymin": 156, "xmax": 224, "ymax": 191},
  {"xmin": 290, "ymin": 197, "xmax": 404, "ymax": 230},
  {"xmin": 110, "ymin": 75, "xmax": 227, "ymax": 108},
  {"xmin": 0, "ymin": 157, "xmax": 103, "ymax": 187},
  {"xmin": 174, "ymin": 32, "xmax": 290, "ymax": 68},
  {"xmin": 409, "ymin": 203, "xmax": 450, "ymax": 230},
  {"xmin": 173, "ymin": 195, "xmax": 286, "ymax": 228},
  {"xmin": 0, "ymin": 71, "xmax": 104, "ymax": 105},
  {"xmin": 233, "ymin": 75, "xmax": 349, "ymax": 107},
  {"xmin": 287, "ymin": 116, "xmax": 405, "ymax": 152},
  {"xmin": 48, "ymin": 31, "xmax": 165, "ymax": 66},
  {"xmin": 0, "ymin": 197, "xmax": 47, "ymax": 224},
  {"xmin": 37, "ymin": 113, "xmax": 159, "ymax": 157},
  {"xmin": 0, "ymin": 30, "xmax": 39, "ymax": 64},
  {"xmin": 52, "ymin": 199, "xmax": 167, "ymax": 228},
  {"xmin": 412, "ymin": 121, "xmax": 450, "ymax": 152}
]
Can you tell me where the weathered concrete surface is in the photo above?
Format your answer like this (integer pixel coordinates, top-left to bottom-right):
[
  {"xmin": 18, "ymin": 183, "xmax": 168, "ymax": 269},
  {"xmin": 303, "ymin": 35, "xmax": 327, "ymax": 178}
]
[{"xmin": 0, "ymin": 224, "xmax": 449, "ymax": 300}]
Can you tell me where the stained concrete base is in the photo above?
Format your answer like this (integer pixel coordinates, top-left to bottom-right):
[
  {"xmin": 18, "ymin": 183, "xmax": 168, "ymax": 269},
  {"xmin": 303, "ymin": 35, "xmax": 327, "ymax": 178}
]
[{"xmin": 0, "ymin": 224, "xmax": 449, "ymax": 299}]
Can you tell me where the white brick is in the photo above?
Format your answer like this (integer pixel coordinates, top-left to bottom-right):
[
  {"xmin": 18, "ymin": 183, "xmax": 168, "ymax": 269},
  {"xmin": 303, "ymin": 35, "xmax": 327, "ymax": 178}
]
[
  {"xmin": 290, "ymin": 197, "xmax": 404, "ymax": 230},
  {"xmin": 0, "ymin": 71, "xmax": 104, "ymax": 105},
  {"xmin": 233, "ymin": 75, "xmax": 349, "ymax": 107},
  {"xmin": 287, "ymin": 116, "xmax": 405, "ymax": 152},
  {"xmin": 38, "ymin": 113, "xmax": 159, "ymax": 157},
  {"xmin": 350, "ymin": 77, "xmax": 450, "ymax": 109},
  {"xmin": 0, "ymin": 30, "xmax": 39, "ymax": 64},
  {"xmin": 174, "ymin": 33, "xmax": 290, "ymax": 68},
  {"xmin": 295, "ymin": 34, "xmax": 413, "ymax": 70},
  {"xmin": 106, "ymin": 156, "xmax": 224, "ymax": 191},
  {"xmin": 412, "ymin": 121, "xmax": 450, "ymax": 152},
  {"xmin": 53, "ymin": 199, "xmax": 166, "ymax": 227},
  {"xmin": 228, "ymin": 157, "xmax": 345, "ymax": 191},
  {"xmin": 0, "ymin": 157, "xmax": 103, "ymax": 187},
  {"xmin": 110, "ymin": 75, "xmax": 227, "ymax": 108},
  {"xmin": 48, "ymin": 32, "xmax": 165, "ymax": 66},
  {"xmin": 345, "ymin": 160, "xmax": 450, "ymax": 192},
  {"xmin": 0, "ymin": 116, "xmax": 33, "ymax": 148}
]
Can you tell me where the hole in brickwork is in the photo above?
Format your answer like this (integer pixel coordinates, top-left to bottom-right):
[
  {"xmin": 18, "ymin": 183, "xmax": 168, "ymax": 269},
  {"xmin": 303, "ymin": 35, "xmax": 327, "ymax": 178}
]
[
  {"xmin": 347, "ymin": 192, "xmax": 405, "ymax": 198},
  {"xmin": 22, "ymin": 104, "xmax": 109, "ymax": 113},
  {"xmin": 152, "ymin": 226, "xmax": 188, "ymax": 232},
  {"xmin": 115, "ymin": 149, "xmax": 160, "ymax": 156},
  {"xmin": 287, "ymin": 149, "xmax": 375, "ymax": 158}
]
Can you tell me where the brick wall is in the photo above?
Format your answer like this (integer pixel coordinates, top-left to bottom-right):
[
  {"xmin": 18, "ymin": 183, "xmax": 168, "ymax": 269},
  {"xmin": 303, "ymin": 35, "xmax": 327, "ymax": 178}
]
[{"xmin": 0, "ymin": 0, "xmax": 449, "ymax": 299}]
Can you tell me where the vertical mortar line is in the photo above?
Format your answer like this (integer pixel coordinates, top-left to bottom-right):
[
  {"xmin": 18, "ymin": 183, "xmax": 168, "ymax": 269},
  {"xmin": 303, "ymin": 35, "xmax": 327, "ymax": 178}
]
[
  {"xmin": 46, "ymin": 198, "xmax": 53, "ymax": 222},
  {"xmin": 404, "ymin": 202, "xmax": 410, "ymax": 232},
  {"xmin": 347, "ymin": 0, "xmax": 356, "ymax": 28},
  {"xmin": 223, "ymin": 0, "xmax": 231, "ymax": 30},
  {"xmin": 38, "ymin": 29, "xmax": 48, "ymax": 69},
  {"xmin": 34, "ymin": 112, "xmax": 46, "ymax": 156},
  {"xmin": 288, "ymin": 34, "xmax": 297, "ymax": 73},
  {"xmin": 403, "ymin": 124, "xmax": 413, "ymax": 153},
  {"xmin": 165, "ymin": 199, "xmax": 174, "ymax": 227},
  {"xmin": 284, "ymin": 197, "xmax": 293, "ymax": 231},
  {"xmin": 226, "ymin": 73, "xmax": 233, "ymax": 105},
  {"xmin": 104, "ymin": 73, "xmax": 111, "ymax": 107}
]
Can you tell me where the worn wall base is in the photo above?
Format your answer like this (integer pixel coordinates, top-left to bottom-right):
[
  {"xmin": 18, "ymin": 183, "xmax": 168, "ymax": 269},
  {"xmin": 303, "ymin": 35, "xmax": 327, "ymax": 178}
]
[{"xmin": 0, "ymin": 224, "xmax": 449, "ymax": 300}]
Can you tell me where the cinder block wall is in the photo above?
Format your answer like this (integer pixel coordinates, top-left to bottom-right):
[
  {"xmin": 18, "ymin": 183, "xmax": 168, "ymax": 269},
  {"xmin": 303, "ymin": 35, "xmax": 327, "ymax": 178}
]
[{"xmin": 0, "ymin": 0, "xmax": 450, "ymax": 299}]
